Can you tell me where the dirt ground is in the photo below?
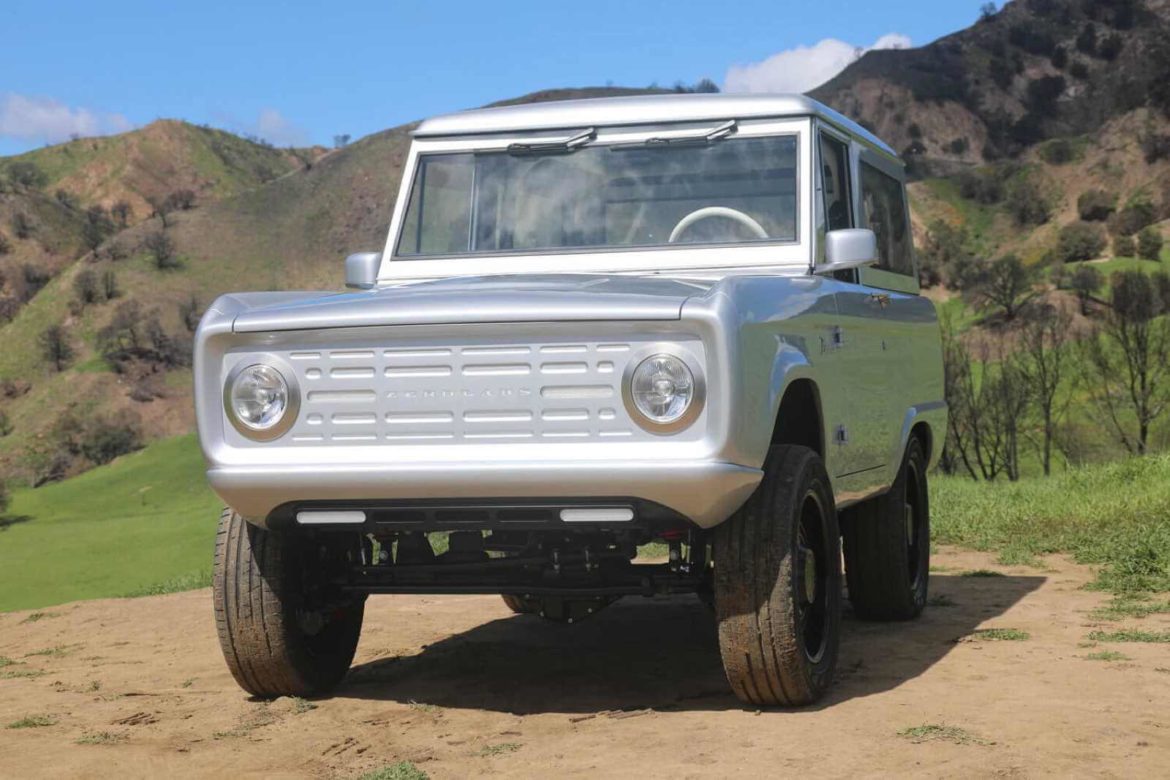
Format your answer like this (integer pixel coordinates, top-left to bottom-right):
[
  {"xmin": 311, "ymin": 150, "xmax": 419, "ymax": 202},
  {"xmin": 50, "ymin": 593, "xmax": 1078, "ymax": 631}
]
[{"xmin": 1, "ymin": 547, "xmax": 1167, "ymax": 779}]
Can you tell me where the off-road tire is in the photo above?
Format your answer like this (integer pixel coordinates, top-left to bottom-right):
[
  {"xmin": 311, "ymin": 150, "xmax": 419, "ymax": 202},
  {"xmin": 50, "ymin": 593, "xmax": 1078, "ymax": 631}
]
[
  {"xmin": 213, "ymin": 508, "xmax": 364, "ymax": 698},
  {"xmin": 842, "ymin": 436, "xmax": 930, "ymax": 621},
  {"xmin": 713, "ymin": 445, "xmax": 841, "ymax": 707}
]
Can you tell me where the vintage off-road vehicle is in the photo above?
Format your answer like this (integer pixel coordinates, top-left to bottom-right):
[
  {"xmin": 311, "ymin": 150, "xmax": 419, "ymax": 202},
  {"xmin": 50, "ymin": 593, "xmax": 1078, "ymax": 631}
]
[{"xmin": 195, "ymin": 94, "xmax": 945, "ymax": 707}]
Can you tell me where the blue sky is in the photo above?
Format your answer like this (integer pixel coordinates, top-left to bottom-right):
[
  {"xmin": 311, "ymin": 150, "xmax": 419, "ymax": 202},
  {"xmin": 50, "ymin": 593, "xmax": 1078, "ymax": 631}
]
[{"xmin": 1, "ymin": 0, "xmax": 982, "ymax": 156}]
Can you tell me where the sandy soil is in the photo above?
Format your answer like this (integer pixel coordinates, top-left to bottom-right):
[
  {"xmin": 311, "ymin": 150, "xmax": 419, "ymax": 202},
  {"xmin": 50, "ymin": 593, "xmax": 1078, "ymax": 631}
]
[{"xmin": 1, "ymin": 546, "xmax": 1167, "ymax": 779}]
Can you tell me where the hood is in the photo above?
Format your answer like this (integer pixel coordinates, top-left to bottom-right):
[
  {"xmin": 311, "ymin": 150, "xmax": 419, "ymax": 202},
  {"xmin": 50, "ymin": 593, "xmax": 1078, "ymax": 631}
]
[{"xmin": 230, "ymin": 274, "xmax": 717, "ymax": 333}]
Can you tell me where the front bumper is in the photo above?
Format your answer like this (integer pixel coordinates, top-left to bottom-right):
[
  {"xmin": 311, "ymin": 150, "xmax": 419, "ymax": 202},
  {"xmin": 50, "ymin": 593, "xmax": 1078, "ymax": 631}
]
[{"xmin": 209, "ymin": 458, "xmax": 762, "ymax": 529}]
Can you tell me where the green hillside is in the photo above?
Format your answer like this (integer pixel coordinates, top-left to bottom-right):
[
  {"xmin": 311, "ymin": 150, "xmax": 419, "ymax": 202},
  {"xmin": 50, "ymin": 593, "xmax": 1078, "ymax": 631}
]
[{"xmin": 0, "ymin": 434, "xmax": 219, "ymax": 612}]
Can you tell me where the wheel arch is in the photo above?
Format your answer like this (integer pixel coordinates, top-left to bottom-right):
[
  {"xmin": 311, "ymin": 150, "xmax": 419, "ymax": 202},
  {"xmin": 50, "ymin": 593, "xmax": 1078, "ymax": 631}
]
[{"xmin": 769, "ymin": 377, "xmax": 825, "ymax": 458}]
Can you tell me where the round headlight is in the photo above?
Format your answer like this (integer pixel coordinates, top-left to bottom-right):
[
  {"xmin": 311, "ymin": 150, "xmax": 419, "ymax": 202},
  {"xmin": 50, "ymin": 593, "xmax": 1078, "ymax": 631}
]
[
  {"xmin": 228, "ymin": 364, "xmax": 289, "ymax": 432},
  {"xmin": 629, "ymin": 353, "xmax": 696, "ymax": 425}
]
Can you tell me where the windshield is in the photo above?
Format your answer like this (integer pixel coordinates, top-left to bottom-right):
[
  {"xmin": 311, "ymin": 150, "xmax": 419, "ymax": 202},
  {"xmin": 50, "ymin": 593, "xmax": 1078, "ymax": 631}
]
[{"xmin": 395, "ymin": 134, "xmax": 799, "ymax": 258}]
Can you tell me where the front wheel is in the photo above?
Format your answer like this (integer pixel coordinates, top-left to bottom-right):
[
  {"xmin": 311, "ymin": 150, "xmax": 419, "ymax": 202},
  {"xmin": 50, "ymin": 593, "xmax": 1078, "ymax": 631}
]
[
  {"xmin": 213, "ymin": 508, "xmax": 364, "ymax": 698},
  {"xmin": 713, "ymin": 445, "xmax": 841, "ymax": 707}
]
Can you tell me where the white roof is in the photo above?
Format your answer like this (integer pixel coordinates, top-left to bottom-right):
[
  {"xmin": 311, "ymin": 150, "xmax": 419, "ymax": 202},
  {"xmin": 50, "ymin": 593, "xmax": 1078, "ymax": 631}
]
[{"xmin": 414, "ymin": 93, "xmax": 896, "ymax": 156}]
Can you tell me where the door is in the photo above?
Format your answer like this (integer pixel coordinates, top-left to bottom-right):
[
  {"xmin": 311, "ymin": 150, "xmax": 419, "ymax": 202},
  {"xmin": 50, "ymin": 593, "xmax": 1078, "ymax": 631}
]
[{"xmin": 853, "ymin": 155, "xmax": 923, "ymax": 488}]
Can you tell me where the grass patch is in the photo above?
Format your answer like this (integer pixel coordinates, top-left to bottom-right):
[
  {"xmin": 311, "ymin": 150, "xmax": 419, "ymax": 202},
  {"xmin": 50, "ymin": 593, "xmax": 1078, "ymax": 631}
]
[
  {"xmin": 1087, "ymin": 629, "xmax": 1170, "ymax": 643},
  {"xmin": 75, "ymin": 730, "xmax": 126, "ymax": 745},
  {"xmin": 25, "ymin": 644, "xmax": 79, "ymax": 658},
  {"xmin": 120, "ymin": 569, "xmax": 212, "ymax": 598},
  {"xmin": 898, "ymin": 723, "xmax": 988, "ymax": 745},
  {"xmin": 290, "ymin": 697, "xmax": 317, "ymax": 714},
  {"xmin": 19, "ymin": 611, "xmax": 60, "ymax": 624},
  {"xmin": 1085, "ymin": 650, "xmax": 1129, "ymax": 662},
  {"xmin": 0, "ymin": 656, "xmax": 14, "ymax": 667},
  {"xmin": 0, "ymin": 668, "xmax": 44, "ymax": 679},
  {"xmin": 478, "ymin": 742, "xmax": 521, "ymax": 757},
  {"xmin": 358, "ymin": 763, "xmax": 429, "ymax": 780},
  {"xmin": 6, "ymin": 714, "xmax": 58, "ymax": 729},
  {"xmin": 0, "ymin": 434, "xmax": 222, "ymax": 612},
  {"xmin": 1091, "ymin": 595, "xmax": 1170, "ymax": 621},
  {"xmin": 967, "ymin": 628, "xmax": 1030, "ymax": 642},
  {"xmin": 933, "ymin": 457, "xmax": 1170, "ymax": 595},
  {"xmin": 960, "ymin": 569, "xmax": 1005, "ymax": 578}
]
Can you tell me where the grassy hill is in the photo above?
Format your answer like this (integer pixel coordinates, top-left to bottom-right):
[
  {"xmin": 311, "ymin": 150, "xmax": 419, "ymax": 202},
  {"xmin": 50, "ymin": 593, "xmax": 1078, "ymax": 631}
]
[{"xmin": 0, "ymin": 120, "xmax": 318, "ymax": 220}]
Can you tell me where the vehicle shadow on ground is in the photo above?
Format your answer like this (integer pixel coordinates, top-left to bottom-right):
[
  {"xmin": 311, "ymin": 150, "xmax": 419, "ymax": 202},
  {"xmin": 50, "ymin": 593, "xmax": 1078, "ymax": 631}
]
[{"xmin": 342, "ymin": 573, "xmax": 1044, "ymax": 714}]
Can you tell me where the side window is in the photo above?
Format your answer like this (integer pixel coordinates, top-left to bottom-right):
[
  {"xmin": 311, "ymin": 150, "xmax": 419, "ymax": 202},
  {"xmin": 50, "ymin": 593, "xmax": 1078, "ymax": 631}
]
[
  {"xmin": 860, "ymin": 162, "xmax": 913, "ymax": 276},
  {"xmin": 819, "ymin": 134, "xmax": 852, "ymax": 232}
]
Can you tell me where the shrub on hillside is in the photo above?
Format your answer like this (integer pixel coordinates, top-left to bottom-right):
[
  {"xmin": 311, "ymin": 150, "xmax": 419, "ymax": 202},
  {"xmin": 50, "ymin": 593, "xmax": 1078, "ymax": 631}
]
[
  {"xmin": 0, "ymin": 231, "xmax": 10, "ymax": 255},
  {"xmin": 956, "ymin": 167, "xmax": 1007, "ymax": 204},
  {"xmin": 73, "ymin": 270, "xmax": 102, "ymax": 306},
  {"xmin": 53, "ymin": 408, "xmax": 144, "ymax": 467},
  {"xmin": 1006, "ymin": 174, "xmax": 1051, "ymax": 226},
  {"xmin": 0, "ymin": 409, "xmax": 11, "ymax": 437},
  {"xmin": 1077, "ymin": 189, "xmax": 1116, "ymax": 222},
  {"xmin": 1056, "ymin": 222, "xmax": 1107, "ymax": 263},
  {"xmin": 1098, "ymin": 33, "xmax": 1124, "ymax": 61},
  {"xmin": 1108, "ymin": 200, "xmax": 1157, "ymax": 237},
  {"xmin": 0, "ymin": 476, "xmax": 8, "ymax": 516},
  {"xmin": 1026, "ymin": 76, "xmax": 1065, "ymax": 116},
  {"xmin": 6, "ymin": 162, "xmax": 47, "ymax": 189},
  {"xmin": 20, "ymin": 264, "xmax": 50, "ymax": 302},
  {"xmin": 97, "ymin": 300, "xmax": 191, "ymax": 372},
  {"xmin": 1039, "ymin": 138, "xmax": 1076, "ymax": 165},
  {"xmin": 1068, "ymin": 60, "xmax": 1089, "ymax": 80},
  {"xmin": 11, "ymin": 212, "xmax": 34, "ymax": 240},
  {"xmin": 1138, "ymin": 228, "xmax": 1165, "ymax": 261},
  {"xmin": 1140, "ymin": 128, "xmax": 1170, "ymax": 164},
  {"xmin": 1114, "ymin": 234, "xmax": 1136, "ymax": 258}
]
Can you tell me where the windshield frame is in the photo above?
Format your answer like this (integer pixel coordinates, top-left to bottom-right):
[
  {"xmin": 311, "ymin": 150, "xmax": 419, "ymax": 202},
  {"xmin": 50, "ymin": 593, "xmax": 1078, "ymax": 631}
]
[{"xmin": 379, "ymin": 117, "xmax": 812, "ymax": 282}]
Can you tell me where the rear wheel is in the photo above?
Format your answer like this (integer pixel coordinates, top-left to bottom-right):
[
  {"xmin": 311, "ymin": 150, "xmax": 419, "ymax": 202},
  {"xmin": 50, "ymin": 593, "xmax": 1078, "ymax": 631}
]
[
  {"xmin": 842, "ymin": 436, "xmax": 930, "ymax": 621},
  {"xmin": 713, "ymin": 445, "xmax": 841, "ymax": 707},
  {"xmin": 213, "ymin": 508, "xmax": 364, "ymax": 698},
  {"xmin": 501, "ymin": 594, "xmax": 539, "ymax": 614}
]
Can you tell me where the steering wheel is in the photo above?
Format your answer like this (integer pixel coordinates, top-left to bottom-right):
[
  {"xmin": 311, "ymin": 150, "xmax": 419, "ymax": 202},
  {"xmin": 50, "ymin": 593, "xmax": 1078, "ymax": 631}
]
[{"xmin": 668, "ymin": 206, "xmax": 769, "ymax": 243}]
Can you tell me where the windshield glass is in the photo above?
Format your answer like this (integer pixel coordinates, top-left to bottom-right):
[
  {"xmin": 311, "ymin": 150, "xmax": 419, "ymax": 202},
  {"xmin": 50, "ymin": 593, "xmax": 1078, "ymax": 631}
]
[{"xmin": 395, "ymin": 134, "xmax": 798, "ymax": 258}]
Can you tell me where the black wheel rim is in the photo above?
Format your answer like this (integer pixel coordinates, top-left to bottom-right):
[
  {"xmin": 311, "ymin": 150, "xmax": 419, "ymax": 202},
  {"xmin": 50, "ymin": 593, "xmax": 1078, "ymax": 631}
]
[
  {"xmin": 796, "ymin": 490, "xmax": 830, "ymax": 664},
  {"xmin": 905, "ymin": 459, "xmax": 925, "ymax": 589}
]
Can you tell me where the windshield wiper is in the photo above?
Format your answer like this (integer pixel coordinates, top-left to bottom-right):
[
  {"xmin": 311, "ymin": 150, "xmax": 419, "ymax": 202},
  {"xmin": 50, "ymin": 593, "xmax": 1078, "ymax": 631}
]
[
  {"xmin": 612, "ymin": 119, "xmax": 738, "ymax": 150},
  {"xmin": 507, "ymin": 127, "xmax": 596, "ymax": 156}
]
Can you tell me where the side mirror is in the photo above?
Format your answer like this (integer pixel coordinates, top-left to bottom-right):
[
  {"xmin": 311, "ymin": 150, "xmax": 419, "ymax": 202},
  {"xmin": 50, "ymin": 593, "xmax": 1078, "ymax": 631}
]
[
  {"xmin": 345, "ymin": 252, "xmax": 381, "ymax": 290},
  {"xmin": 818, "ymin": 229, "xmax": 877, "ymax": 275}
]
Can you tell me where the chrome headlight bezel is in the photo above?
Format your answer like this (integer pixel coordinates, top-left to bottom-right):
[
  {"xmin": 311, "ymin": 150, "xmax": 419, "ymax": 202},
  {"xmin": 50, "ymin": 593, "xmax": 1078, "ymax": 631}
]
[
  {"xmin": 621, "ymin": 344, "xmax": 706, "ymax": 435},
  {"xmin": 222, "ymin": 357, "xmax": 300, "ymax": 441}
]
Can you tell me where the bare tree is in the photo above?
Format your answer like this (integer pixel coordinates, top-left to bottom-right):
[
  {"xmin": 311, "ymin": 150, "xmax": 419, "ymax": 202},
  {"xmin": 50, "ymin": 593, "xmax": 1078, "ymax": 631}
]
[
  {"xmin": 1082, "ymin": 271, "xmax": 1170, "ymax": 455},
  {"xmin": 39, "ymin": 325, "xmax": 74, "ymax": 372},
  {"xmin": 142, "ymin": 230, "xmax": 178, "ymax": 270},
  {"xmin": 1017, "ymin": 304, "xmax": 1075, "ymax": 475},
  {"xmin": 148, "ymin": 195, "xmax": 174, "ymax": 228},
  {"xmin": 941, "ymin": 322, "xmax": 1029, "ymax": 480},
  {"xmin": 333, "ymin": 134, "xmax": 351, "ymax": 149},
  {"xmin": 111, "ymin": 200, "xmax": 133, "ymax": 228}
]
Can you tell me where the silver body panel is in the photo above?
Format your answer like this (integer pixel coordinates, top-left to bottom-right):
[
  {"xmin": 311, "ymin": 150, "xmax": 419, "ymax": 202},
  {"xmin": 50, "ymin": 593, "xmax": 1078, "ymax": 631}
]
[{"xmin": 194, "ymin": 95, "xmax": 947, "ymax": 530}]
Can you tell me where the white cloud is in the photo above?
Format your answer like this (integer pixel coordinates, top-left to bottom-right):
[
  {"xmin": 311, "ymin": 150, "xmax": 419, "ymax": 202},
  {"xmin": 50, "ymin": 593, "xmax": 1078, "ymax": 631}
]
[
  {"xmin": 724, "ymin": 33, "xmax": 912, "ymax": 95},
  {"xmin": 251, "ymin": 108, "xmax": 308, "ymax": 147},
  {"xmin": 0, "ymin": 93, "xmax": 131, "ymax": 144}
]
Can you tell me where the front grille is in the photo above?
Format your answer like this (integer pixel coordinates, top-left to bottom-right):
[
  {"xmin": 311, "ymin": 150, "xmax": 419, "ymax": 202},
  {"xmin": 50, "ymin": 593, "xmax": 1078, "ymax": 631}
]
[{"xmin": 223, "ymin": 336, "xmax": 705, "ymax": 446}]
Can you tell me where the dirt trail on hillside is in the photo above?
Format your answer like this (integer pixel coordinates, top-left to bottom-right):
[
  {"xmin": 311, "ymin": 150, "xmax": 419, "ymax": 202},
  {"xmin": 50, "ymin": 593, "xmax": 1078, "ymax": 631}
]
[{"xmin": 1, "ymin": 547, "xmax": 1167, "ymax": 779}]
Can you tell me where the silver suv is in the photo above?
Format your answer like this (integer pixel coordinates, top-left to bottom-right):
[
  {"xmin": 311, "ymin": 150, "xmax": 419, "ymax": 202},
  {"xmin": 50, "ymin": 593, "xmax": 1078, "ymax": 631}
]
[{"xmin": 195, "ymin": 94, "xmax": 946, "ymax": 707}]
